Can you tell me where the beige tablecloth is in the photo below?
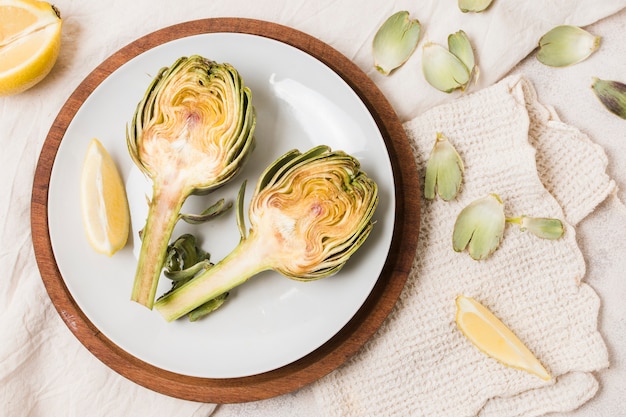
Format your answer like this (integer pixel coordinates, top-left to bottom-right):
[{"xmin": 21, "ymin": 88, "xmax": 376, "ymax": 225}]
[{"xmin": 2, "ymin": 1, "xmax": 625, "ymax": 416}]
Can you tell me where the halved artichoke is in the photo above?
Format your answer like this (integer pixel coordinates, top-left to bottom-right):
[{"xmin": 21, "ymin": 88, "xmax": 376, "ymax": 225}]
[
  {"xmin": 155, "ymin": 146, "xmax": 379, "ymax": 322},
  {"xmin": 128, "ymin": 55, "xmax": 256, "ymax": 308}
]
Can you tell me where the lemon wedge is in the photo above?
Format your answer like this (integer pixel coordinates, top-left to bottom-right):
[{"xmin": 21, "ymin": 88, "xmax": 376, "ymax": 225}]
[
  {"xmin": 0, "ymin": 0, "xmax": 62, "ymax": 96},
  {"xmin": 455, "ymin": 295, "xmax": 552, "ymax": 381},
  {"xmin": 80, "ymin": 138, "xmax": 130, "ymax": 257}
]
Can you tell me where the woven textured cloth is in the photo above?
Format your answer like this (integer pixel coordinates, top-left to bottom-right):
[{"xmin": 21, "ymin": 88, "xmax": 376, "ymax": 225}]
[{"xmin": 311, "ymin": 75, "xmax": 614, "ymax": 417}]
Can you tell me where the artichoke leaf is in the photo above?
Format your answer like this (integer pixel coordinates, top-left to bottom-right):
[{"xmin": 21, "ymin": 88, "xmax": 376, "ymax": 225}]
[
  {"xmin": 537, "ymin": 25, "xmax": 600, "ymax": 67},
  {"xmin": 159, "ymin": 233, "xmax": 227, "ymax": 320},
  {"xmin": 448, "ymin": 30, "xmax": 476, "ymax": 81},
  {"xmin": 453, "ymin": 194, "xmax": 505, "ymax": 260},
  {"xmin": 188, "ymin": 293, "xmax": 229, "ymax": 322},
  {"xmin": 507, "ymin": 216, "xmax": 564, "ymax": 240},
  {"xmin": 372, "ymin": 11, "xmax": 421, "ymax": 75},
  {"xmin": 591, "ymin": 77, "xmax": 626, "ymax": 119},
  {"xmin": 424, "ymin": 132, "xmax": 464, "ymax": 201},
  {"xmin": 179, "ymin": 198, "xmax": 232, "ymax": 225},
  {"xmin": 236, "ymin": 180, "xmax": 248, "ymax": 240},
  {"xmin": 422, "ymin": 42, "xmax": 470, "ymax": 93},
  {"xmin": 162, "ymin": 233, "xmax": 211, "ymax": 281},
  {"xmin": 458, "ymin": 0, "xmax": 494, "ymax": 13}
]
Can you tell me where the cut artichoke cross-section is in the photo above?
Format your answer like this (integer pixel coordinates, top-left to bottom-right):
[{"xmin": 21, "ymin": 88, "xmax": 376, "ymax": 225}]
[
  {"xmin": 155, "ymin": 146, "xmax": 379, "ymax": 322},
  {"xmin": 128, "ymin": 55, "xmax": 256, "ymax": 308}
]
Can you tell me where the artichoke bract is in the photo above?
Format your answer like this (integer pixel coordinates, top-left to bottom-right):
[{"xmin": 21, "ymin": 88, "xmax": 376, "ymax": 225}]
[
  {"xmin": 128, "ymin": 55, "xmax": 256, "ymax": 309},
  {"xmin": 155, "ymin": 146, "xmax": 379, "ymax": 322}
]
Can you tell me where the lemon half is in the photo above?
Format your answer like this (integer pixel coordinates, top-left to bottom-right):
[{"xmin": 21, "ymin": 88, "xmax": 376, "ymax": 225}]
[
  {"xmin": 455, "ymin": 295, "xmax": 552, "ymax": 381},
  {"xmin": 0, "ymin": 0, "xmax": 62, "ymax": 96},
  {"xmin": 80, "ymin": 138, "xmax": 130, "ymax": 257}
]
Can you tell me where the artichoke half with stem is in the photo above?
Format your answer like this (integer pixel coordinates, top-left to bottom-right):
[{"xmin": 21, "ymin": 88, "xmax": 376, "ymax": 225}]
[
  {"xmin": 128, "ymin": 55, "xmax": 256, "ymax": 309},
  {"xmin": 155, "ymin": 145, "xmax": 379, "ymax": 322}
]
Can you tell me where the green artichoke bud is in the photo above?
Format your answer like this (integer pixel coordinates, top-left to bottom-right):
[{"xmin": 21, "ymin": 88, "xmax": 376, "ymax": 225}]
[
  {"xmin": 372, "ymin": 11, "xmax": 421, "ymax": 75},
  {"xmin": 128, "ymin": 55, "xmax": 256, "ymax": 308},
  {"xmin": 453, "ymin": 194, "xmax": 505, "ymax": 260},
  {"xmin": 155, "ymin": 145, "xmax": 378, "ymax": 322},
  {"xmin": 591, "ymin": 77, "xmax": 626, "ymax": 119},
  {"xmin": 537, "ymin": 25, "xmax": 600, "ymax": 67}
]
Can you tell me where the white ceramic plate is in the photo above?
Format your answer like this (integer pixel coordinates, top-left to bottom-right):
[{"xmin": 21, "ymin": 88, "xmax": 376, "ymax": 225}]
[{"xmin": 48, "ymin": 32, "xmax": 395, "ymax": 378}]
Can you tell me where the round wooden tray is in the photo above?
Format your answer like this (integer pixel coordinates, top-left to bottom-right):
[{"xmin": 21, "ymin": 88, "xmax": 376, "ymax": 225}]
[{"xmin": 31, "ymin": 18, "xmax": 420, "ymax": 403}]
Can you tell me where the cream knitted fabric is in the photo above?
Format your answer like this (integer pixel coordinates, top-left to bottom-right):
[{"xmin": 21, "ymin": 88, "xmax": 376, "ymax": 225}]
[{"xmin": 311, "ymin": 75, "xmax": 613, "ymax": 417}]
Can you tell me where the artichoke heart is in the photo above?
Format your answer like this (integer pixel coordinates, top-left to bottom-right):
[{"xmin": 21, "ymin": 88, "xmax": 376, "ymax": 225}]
[
  {"xmin": 155, "ymin": 146, "xmax": 378, "ymax": 322},
  {"xmin": 128, "ymin": 55, "xmax": 256, "ymax": 309}
]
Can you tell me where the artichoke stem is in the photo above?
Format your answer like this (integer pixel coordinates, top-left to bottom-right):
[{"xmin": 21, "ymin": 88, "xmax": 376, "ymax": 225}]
[
  {"xmin": 155, "ymin": 232, "xmax": 272, "ymax": 321},
  {"xmin": 131, "ymin": 180, "xmax": 189, "ymax": 309}
]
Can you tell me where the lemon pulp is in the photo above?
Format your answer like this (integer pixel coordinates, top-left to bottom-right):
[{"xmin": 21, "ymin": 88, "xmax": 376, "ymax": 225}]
[
  {"xmin": 0, "ymin": 0, "xmax": 62, "ymax": 96},
  {"xmin": 455, "ymin": 295, "xmax": 551, "ymax": 381},
  {"xmin": 80, "ymin": 138, "xmax": 130, "ymax": 257}
]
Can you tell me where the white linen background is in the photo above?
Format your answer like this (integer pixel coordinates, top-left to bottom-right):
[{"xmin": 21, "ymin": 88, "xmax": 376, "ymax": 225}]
[{"xmin": 1, "ymin": 1, "xmax": 625, "ymax": 416}]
